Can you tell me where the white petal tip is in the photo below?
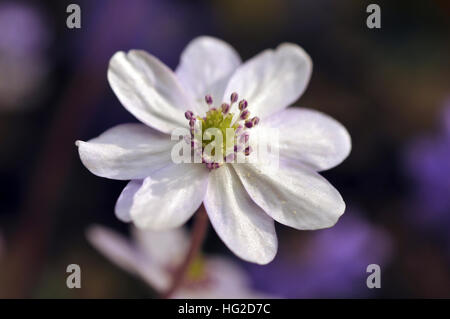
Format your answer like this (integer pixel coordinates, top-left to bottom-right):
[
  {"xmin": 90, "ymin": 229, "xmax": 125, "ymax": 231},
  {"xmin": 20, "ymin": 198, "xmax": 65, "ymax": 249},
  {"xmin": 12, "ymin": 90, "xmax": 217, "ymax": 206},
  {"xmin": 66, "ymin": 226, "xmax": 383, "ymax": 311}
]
[{"xmin": 322, "ymin": 199, "xmax": 347, "ymax": 229}]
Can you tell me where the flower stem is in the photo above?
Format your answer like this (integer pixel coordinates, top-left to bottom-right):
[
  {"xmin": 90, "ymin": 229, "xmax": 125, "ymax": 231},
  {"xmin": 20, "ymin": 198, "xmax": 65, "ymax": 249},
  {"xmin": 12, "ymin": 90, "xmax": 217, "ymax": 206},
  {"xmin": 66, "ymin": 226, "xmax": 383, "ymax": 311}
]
[{"xmin": 161, "ymin": 205, "xmax": 209, "ymax": 299}]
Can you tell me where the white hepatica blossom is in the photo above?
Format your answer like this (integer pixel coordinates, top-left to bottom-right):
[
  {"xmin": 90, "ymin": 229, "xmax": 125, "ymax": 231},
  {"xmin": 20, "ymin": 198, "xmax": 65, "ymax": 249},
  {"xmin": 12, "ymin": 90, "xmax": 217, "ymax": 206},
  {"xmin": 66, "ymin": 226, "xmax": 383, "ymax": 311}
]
[
  {"xmin": 77, "ymin": 36, "xmax": 351, "ymax": 265},
  {"xmin": 87, "ymin": 225, "xmax": 270, "ymax": 298}
]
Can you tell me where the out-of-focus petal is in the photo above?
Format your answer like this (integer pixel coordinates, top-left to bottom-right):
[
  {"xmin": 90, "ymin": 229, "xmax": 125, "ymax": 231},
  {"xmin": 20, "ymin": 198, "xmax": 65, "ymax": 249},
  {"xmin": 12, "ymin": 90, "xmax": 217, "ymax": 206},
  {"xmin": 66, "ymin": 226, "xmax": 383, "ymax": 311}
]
[
  {"xmin": 86, "ymin": 225, "xmax": 169, "ymax": 292},
  {"xmin": 173, "ymin": 256, "xmax": 273, "ymax": 298},
  {"xmin": 131, "ymin": 227, "xmax": 189, "ymax": 269}
]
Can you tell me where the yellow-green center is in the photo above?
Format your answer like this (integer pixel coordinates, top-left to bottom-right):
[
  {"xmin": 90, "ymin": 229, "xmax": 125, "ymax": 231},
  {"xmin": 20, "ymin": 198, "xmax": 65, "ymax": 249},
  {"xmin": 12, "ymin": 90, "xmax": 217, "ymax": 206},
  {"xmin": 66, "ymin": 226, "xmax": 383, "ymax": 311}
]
[{"xmin": 198, "ymin": 109, "xmax": 239, "ymax": 156}]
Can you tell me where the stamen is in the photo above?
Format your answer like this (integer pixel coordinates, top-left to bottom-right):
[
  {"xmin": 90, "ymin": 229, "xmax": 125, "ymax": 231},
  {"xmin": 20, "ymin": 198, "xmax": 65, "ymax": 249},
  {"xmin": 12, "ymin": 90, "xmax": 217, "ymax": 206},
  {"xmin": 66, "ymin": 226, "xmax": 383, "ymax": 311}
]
[
  {"xmin": 240, "ymin": 109, "xmax": 250, "ymax": 120},
  {"xmin": 184, "ymin": 93, "xmax": 258, "ymax": 169},
  {"xmin": 205, "ymin": 95, "xmax": 213, "ymax": 105},
  {"xmin": 221, "ymin": 103, "xmax": 230, "ymax": 114},
  {"xmin": 230, "ymin": 92, "xmax": 238, "ymax": 104},
  {"xmin": 244, "ymin": 120, "xmax": 253, "ymax": 128},
  {"xmin": 185, "ymin": 110, "xmax": 193, "ymax": 120},
  {"xmin": 238, "ymin": 99, "xmax": 248, "ymax": 111}
]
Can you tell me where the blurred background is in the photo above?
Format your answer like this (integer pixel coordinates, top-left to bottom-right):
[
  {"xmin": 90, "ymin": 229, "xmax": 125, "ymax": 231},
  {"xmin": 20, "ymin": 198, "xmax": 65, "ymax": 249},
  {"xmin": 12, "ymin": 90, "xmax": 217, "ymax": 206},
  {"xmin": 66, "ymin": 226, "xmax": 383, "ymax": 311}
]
[{"xmin": 0, "ymin": 0, "xmax": 449, "ymax": 298}]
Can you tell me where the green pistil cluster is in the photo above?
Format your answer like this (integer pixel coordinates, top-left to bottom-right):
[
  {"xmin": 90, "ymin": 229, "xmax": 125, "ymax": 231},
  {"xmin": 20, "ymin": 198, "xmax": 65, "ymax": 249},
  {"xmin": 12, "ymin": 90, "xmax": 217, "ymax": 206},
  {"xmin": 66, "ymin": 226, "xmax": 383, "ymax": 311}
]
[
  {"xmin": 198, "ymin": 109, "xmax": 239, "ymax": 154},
  {"xmin": 184, "ymin": 92, "xmax": 259, "ymax": 170}
]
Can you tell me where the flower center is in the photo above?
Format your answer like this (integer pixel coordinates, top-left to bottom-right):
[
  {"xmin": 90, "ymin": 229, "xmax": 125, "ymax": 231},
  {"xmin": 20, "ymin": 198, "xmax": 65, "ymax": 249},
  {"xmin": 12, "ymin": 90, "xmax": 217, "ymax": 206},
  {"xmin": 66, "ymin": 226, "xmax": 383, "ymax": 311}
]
[{"xmin": 184, "ymin": 92, "xmax": 259, "ymax": 170}]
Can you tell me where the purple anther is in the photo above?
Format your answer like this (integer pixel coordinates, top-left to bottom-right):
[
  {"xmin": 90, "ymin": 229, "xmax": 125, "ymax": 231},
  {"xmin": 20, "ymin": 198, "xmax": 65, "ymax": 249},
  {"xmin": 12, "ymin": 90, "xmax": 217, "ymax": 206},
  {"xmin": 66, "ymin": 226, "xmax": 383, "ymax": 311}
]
[
  {"xmin": 244, "ymin": 146, "xmax": 253, "ymax": 156},
  {"xmin": 221, "ymin": 103, "xmax": 230, "ymax": 114},
  {"xmin": 230, "ymin": 92, "xmax": 238, "ymax": 103},
  {"xmin": 238, "ymin": 99, "xmax": 248, "ymax": 111},
  {"xmin": 184, "ymin": 110, "xmax": 193, "ymax": 120},
  {"xmin": 252, "ymin": 116, "xmax": 260, "ymax": 126},
  {"xmin": 245, "ymin": 120, "xmax": 253, "ymax": 128},
  {"xmin": 240, "ymin": 109, "xmax": 250, "ymax": 120},
  {"xmin": 205, "ymin": 95, "xmax": 213, "ymax": 105}
]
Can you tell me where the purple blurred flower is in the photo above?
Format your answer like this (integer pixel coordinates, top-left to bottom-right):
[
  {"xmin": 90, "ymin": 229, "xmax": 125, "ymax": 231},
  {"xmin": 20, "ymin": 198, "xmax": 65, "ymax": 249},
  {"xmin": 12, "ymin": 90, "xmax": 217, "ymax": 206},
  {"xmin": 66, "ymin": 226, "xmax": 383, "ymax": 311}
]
[
  {"xmin": 246, "ymin": 212, "xmax": 392, "ymax": 298},
  {"xmin": 0, "ymin": 2, "xmax": 50, "ymax": 110},
  {"xmin": 404, "ymin": 101, "xmax": 450, "ymax": 240},
  {"xmin": 0, "ymin": 2, "xmax": 49, "ymax": 56}
]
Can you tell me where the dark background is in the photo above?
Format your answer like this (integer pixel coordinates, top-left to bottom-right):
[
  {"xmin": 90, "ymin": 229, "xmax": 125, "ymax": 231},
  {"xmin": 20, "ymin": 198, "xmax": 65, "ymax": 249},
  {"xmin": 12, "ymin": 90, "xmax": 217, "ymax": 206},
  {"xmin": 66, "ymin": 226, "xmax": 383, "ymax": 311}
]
[{"xmin": 0, "ymin": 0, "xmax": 449, "ymax": 298}]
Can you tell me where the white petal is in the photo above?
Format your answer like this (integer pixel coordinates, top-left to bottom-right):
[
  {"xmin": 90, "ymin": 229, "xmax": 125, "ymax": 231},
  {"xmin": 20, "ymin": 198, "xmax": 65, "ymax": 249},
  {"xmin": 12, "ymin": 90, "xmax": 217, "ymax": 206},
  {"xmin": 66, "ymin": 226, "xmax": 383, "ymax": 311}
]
[
  {"xmin": 76, "ymin": 123, "xmax": 174, "ymax": 180},
  {"xmin": 203, "ymin": 165, "xmax": 277, "ymax": 264},
  {"xmin": 176, "ymin": 36, "xmax": 241, "ymax": 110},
  {"xmin": 108, "ymin": 50, "xmax": 193, "ymax": 133},
  {"xmin": 86, "ymin": 225, "xmax": 170, "ymax": 292},
  {"xmin": 223, "ymin": 43, "xmax": 312, "ymax": 119},
  {"xmin": 259, "ymin": 107, "xmax": 351, "ymax": 171},
  {"xmin": 115, "ymin": 180, "xmax": 142, "ymax": 222},
  {"xmin": 233, "ymin": 163, "xmax": 345, "ymax": 230},
  {"xmin": 131, "ymin": 227, "xmax": 189, "ymax": 269},
  {"xmin": 130, "ymin": 163, "xmax": 209, "ymax": 230}
]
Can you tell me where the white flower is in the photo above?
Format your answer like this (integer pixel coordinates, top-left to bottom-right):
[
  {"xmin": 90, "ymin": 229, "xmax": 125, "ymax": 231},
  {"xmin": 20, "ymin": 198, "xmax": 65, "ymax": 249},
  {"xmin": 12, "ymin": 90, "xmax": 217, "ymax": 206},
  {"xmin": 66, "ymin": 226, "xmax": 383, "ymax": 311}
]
[
  {"xmin": 77, "ymin": 36, "xmax": 351, "ymax": 265},
  {"xmin": 87, "ymin": 225, "xmax": 271, "ymax": 298}
]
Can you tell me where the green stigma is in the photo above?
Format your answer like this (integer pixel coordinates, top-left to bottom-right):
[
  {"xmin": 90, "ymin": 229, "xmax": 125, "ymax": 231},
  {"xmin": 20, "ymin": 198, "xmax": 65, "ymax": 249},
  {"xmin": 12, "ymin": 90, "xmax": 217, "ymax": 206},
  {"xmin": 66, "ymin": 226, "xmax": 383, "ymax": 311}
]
[
  {"xmin": 184, "ymin": 92, "xmax": 259, "ymax": 170},
  {"xmin": 198, "ymin": 109, "xmax": 239, "ymax": 155},
  {"xmin": 186, "ymin": 255, "xmax": 206, "ymax": 281}
]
